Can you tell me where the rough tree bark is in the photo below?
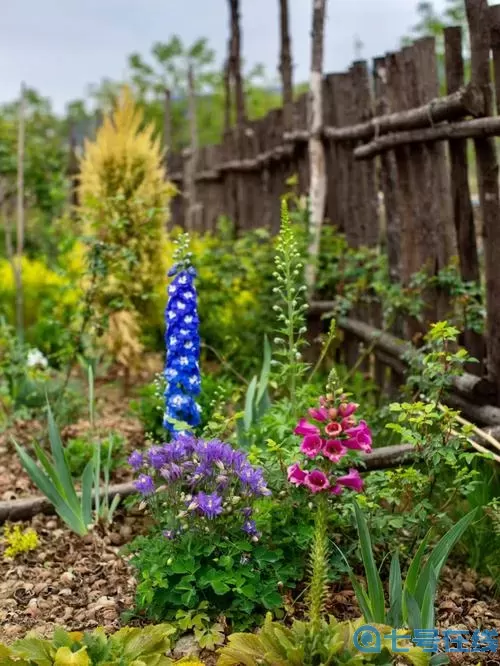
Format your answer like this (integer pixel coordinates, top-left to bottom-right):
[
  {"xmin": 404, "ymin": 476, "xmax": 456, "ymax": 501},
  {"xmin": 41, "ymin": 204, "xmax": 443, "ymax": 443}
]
[
  {"xmin": 15, "ymin": 82, "xmax": 25, "ymax": 343},
  {"xmin": 279, "ymin": 0, "xmax": 294, "ymax": 132},
  {"xmin": 465, "ymin": 0, "xmax": 500, "ymax": 396},
  {"xmin": 228, "ymin": 0, "xmax": 246, "ymax": 130},
  {"xmin": 306, "ymin": 0, "xmax": 328, "ymax": 292}
]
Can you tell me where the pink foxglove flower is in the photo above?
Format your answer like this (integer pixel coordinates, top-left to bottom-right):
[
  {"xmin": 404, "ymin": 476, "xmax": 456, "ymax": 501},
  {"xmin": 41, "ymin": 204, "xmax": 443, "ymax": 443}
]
[
  {"xmin": 294, "ymin": 419, "xmax": 320, "ymax": 437},
  {"xmin": 329, "ymin": 484, "xmax": 343, "ymax": 495},
  {"xmin": 300, "ymin": 435, "xmax": 324, "ymax": 458},
  {"xmin": 287, "ymin": 463, "xmax": 307, "ymax": 486},
  {"xmin": 325, "ymin": 421, "xmax": 342, "ymax": 437},
  {"xmin": 344, "ymin": 420, "xmax": 372, "ymax": 453},
  {"xmin": 337, "ymin": 468, "xmax": 364, "ymax": 492},
  {"xmin": 338, "ymin": 402, "xmax": 358, "ymax": 418},
  {"xmin": 323, "ymin": 439, "xmax": 347, "ymax": 463},
  {"xmin": 304, "ymin": 470, "xmax": 330, "ymax": 493},
  {"xmin": 308, "ymin": 407, "xmax": 329, "ymax": 422}
]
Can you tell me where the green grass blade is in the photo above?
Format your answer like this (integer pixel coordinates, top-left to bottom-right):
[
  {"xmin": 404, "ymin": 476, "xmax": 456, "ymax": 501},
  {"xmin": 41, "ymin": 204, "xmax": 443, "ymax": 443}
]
[
  {"xmin": 354, "ymin": 502, "xmax": 385, "ymax": 622},
  {"xmin": 93, "ymin": 444, "xmax": 101, "ymax": 518},
  {"xmin": 46, "ymin": 403, "xmax": 80, "ymax": 512},
  {"xmin": 256, "ymin": 335, "xmax": 272, "ymax": 405},
  {"xmin": 330, "ymin": 540, "xmax": 374, "ymax": 622},
  {"xmin": 81, "ymin": 459, "xmax": 94, "ymax": 528},
  {"xmin": 388, "ymin": 551, "xmax": 403, "ymax": 628},
  {"xmin": 420, "ymin": 567, "xmax": 437, "ymax": 630},
  {"xmin": 243, "ymin": 376, "xmax": 258, "ymax": 432},
  {"xmin": 414, "ymin": 510, "xmax": 477, "ymax": 605},
  {"xmin": 405, "ymin": 591, "xmax": 422, "ymax": 631},
  {"xmin": 403, "ymin": 531, "xmax": 431, "ymax": 624},
  {"xmin": 88, "ymin": 365, "xmax": 95, "ymax": 428},
  {"xmin": 32, "ymin": 442, "xmax": 64, "ymax": 496},
  {"xmin": 15, "ymin": 443, "xmax": 65, "ymax": 509}
]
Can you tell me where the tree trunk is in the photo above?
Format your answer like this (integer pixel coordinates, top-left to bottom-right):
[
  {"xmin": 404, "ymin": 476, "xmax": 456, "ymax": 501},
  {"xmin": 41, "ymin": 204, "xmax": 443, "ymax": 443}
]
[
  {"xmin": 163, "ymin": 88, "xmax": 172, "ymax": 160},
  {"xmin": 15, "ymin": 83, "xmax": 25, "ymax": 343},
  {"xmin": 279, "ymin": 0, "xmax": 294, "ymax": 132},
  {"xmin": 184, "ymin": 64, "xmax": 200, "ymax": 232},
  {"xmin": 306, "ymin": 0, "xmax": 328, "ymax": 292},
  {"xmin": 228, "ymin": 0, "xmax": 246, "ymax": 130}
]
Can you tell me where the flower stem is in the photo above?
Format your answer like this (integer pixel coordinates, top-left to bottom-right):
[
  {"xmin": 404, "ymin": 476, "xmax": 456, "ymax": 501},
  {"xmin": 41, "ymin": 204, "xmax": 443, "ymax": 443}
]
[{"xmin": 309, "ymin": 493, "xmax": 329, "ymax": 631}]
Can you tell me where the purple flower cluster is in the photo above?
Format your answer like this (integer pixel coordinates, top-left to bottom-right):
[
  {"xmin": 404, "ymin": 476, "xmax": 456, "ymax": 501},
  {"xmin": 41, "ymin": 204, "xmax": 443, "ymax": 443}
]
[
  {"xmin": 128, "ymin": 436, "xmax": 270, "ymax": 540},
  {"xmin": 163, "ymin": 265, "xmax": 201, "ymax": 432}
]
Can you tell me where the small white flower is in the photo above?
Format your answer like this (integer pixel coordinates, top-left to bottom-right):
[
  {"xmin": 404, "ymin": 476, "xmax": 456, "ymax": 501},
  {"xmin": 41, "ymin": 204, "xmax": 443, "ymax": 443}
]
[
  {"xmin": 179, "ymin": 275, "xmax": 188, "ymax": 284},
  {"xmin": 168, "ymin": 311, "xmax": 177, "ymax": 320},
  {"xmin": 180, "ymin": 356, "xmax": 189, "ymax": 366},
  {"xmin": 26, "ymin": 349, "xmax": 48, "ymax": 369},
  {"xmin": 184, "ymin": 315, "xmax": 193, "ymax": 324},
  {"xmin": 177, "ymin": 302, "xmax": 186, "ymax": 310},
  {"xmin": 184, "ymin": 291, "xmax": 194, "ymax": 300},
  {"xmin": 169, "ymin": 336, "xmax": 177, "ymax": 345},
  {"xmin": 189, "ymin": 375, "xmax": 198, "ymax": 385},
  {"xmin": 168, "ymin": 285, "xmax": 177, "ymax": 295},
  {"xmin": 184, "ymin": 341, "xmax": 193, "ymax": 350}
]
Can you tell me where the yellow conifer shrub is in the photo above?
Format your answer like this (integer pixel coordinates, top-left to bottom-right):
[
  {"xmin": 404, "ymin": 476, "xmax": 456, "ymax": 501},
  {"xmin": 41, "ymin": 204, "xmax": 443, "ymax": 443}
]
[{"xmin": 78, "ymin": 86, "xmax": 176, "ymax": 372}]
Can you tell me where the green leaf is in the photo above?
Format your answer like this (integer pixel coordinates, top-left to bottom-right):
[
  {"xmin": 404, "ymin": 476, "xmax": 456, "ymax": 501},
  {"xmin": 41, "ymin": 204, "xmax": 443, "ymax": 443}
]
[
  {"xmin": 414, "ymin": 509, "xmax": 477, "ymax": 606},
  {"xmin": 420, "ymin": 567, "xmax": 437, "ymax": 630},
  {"xmin": 81, "ymin": 459, "xmax": 94, "ymax": 528},
  {"xmin": 210, "ymin": 579, "xmax": 230, "ymax": 595},
  {"xmin": 46, "ymin": 403, "xmax": 80, "ymax": 513},
  {"xmin": 256, "ymin": 335, "xmax": 272, "ymax": 406},
  {"xmin": 388, "ymin": 551, "xmax": 403, "ymax": 628},
  {"xmin": 354, "ymin": 501, "xmax": 385, "ymax": 622},
  {"xmin": 405, "ymin": 591, "xmax": 422, "ymax": 632},
  {"xmin": 244, "ymin": 376, "xmax": 258, "ymax": 432}
]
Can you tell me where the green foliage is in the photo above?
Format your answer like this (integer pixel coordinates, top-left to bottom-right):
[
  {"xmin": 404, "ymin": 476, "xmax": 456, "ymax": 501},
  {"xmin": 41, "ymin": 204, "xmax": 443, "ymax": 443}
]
[
  {"xmin": 341, "ymin": 502, "xmax": 477, "ymax": 631},
  {"xmin": 236, "ymin": 336, "xmax": 272, "ymax": 447},
  {"xmin": 2, "ymin": 623, "xmax": 177, "ymax": 665},
  {"xmin": 127, "ymin": 524, "xmax": 300, "ymax": 630},
  {"xmin": 65, "ymin": 432, "xmax": 125, "ymax": 478},
  {"xmin": 14, "ymin": 402, "xmax": 95, "ymax": 536},
  {"xmin": 2, "ymin": 524, "xmax": 39, "ymax": 559},
  {"xmin": 174, "ymin": 602, "xmax": 225, "ymax": 651},
  {"xmin": 15, "ymin": 377, "xmax": 120, "ymax": 535},
  {"xmin": 218, "ymin": 613, "xmax": 431, "ymax": 666},
  {"xmin": 191, "ymin": 223, "xmax": 276, "ymax": 376}
]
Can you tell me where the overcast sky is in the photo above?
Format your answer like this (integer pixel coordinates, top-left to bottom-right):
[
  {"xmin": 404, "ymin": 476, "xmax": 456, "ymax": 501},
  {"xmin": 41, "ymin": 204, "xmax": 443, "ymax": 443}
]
[{"xmin": 2, "ymin": 0, "xmax": 450, "ymax": 113}]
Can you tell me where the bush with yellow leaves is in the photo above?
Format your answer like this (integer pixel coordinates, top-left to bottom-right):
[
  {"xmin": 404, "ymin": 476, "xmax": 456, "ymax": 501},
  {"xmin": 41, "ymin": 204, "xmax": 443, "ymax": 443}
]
[
  {"xmin": 78, "ymin": 86, "xmax": 176, "ymax": 374},
  {"xmin": 2, "ymin": 524, "xmax": 39, "ymax": 559}
]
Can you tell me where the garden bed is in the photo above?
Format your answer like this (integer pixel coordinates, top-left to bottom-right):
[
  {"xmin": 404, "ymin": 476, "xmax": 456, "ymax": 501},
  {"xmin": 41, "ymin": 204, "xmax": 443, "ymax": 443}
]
[{"xmin": 1, "ymin": 511, "xmax": 499, "ymax": 663}]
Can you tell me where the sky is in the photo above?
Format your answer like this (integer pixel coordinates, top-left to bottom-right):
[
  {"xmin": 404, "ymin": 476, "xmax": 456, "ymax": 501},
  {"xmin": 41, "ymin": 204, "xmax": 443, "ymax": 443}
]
[{"xmin": 1, "ymin": 0, "xmax": 450, "ymax": 113}]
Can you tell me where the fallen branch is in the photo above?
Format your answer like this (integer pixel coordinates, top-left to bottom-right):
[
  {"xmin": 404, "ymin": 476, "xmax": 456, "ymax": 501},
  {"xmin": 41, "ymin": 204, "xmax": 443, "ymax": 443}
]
[
  {"xmin": 0, "ymin": 481, "xmax": 137, "ymax": 524},
  {"xmin": 354, "ymin": 116, "xmax": 500, "ymax": 160},
  {"xmin": 0, "ymin": 446, "xmax": 417, "ymax": 524}
]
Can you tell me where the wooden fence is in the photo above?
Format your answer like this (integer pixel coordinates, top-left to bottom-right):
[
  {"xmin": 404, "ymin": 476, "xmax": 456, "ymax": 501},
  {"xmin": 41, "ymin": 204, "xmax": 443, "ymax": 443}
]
[{"xmin": 166, "ymin": 0, "xmax": 500, "ymax": 418}]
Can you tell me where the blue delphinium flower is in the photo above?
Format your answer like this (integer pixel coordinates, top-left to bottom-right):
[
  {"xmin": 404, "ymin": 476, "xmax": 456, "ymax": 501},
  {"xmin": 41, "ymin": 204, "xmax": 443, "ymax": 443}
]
[{"xmin": 163, "ymin": 263, "xmax": 201, "ymax": 433}]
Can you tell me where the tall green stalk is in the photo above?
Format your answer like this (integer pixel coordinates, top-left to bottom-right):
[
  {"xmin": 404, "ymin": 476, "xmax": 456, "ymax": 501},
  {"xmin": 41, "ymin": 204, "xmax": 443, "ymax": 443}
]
[
  {"xmin": 272, "ymin": 199, "xmax": 308, "ymax": 414},
  {"xmin": 309, "ymin": 493, "xmax": 329, "ymax": 631}
]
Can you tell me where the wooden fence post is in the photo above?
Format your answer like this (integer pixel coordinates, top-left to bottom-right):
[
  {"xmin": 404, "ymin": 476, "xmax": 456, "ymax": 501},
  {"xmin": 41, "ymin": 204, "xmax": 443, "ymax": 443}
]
[
  {"xmin": 465, "ymin": 0, "xmax": 500, "ymax": 397},
  {"xmin": 444, "ymin": 26, "xmax": 484, "ymax": 372}
]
